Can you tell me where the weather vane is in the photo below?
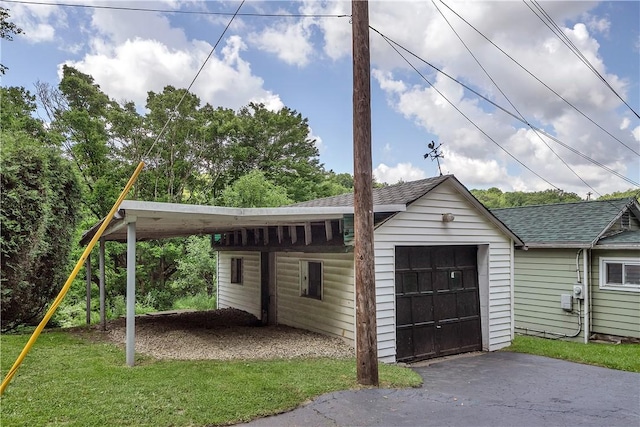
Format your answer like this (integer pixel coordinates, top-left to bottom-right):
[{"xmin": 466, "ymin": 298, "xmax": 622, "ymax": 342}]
[{"xmin": 424, "ymin": 140, "xmax": 444, "ymax": 176}]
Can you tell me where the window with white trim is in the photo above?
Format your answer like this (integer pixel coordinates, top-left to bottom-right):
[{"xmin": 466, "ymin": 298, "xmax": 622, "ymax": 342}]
[
  {"xmin": 599, "ymin": 257, "xmax": 640, "ymax": 291},
  {"xmin": 300, "ymin": 260, "xmax": 323, "ymax": 300},
  {"xmin": 231, "ymin": 257, "xmax": 243, "ymax": 284}
]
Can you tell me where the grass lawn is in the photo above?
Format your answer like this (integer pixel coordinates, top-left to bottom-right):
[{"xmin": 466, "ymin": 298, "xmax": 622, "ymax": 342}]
[
  {"xmin": 1, "ymin": 331, "xmax": 422, "ymax": 427},
  {"xmin": 504, "ymin": 335, "xmax": 640, "ymax": 373}
]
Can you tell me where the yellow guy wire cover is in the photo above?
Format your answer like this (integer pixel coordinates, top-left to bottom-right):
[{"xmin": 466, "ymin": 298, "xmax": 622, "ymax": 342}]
[{"xmin": 0, "ymin": 161, "xmax": 145, "ymax": 396}]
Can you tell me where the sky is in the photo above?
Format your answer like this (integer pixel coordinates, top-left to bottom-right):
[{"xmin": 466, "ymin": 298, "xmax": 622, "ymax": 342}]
[{"xmin": 2, "ymin": 0, "xmax": 639, "ymax": 197}]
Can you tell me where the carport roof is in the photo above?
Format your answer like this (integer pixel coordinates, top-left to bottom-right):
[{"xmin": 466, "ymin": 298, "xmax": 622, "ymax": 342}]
[{"xmin": 80, "ymin": 200, "xmax": 407, "ymax": 245}]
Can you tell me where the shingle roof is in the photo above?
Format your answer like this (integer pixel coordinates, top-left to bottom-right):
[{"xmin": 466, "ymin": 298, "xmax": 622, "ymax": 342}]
[
  {"xmin": 491, "ymin": 198, "xmax": 635, "ymax": 246},
  {"xmin": 597, "ymin": 230, "xmax": 640, "ymax": 245},
  {"xmin": 292, "ymin": 175, "xmax": 450, "ymax": 208}
]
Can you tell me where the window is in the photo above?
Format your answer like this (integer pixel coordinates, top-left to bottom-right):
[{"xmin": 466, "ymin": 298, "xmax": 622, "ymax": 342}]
[
  {"xmin": 231, "ymin": 257, "xmax": 243, "ymax": 284},
  {"xmin": 300, "ymin": 260, "xmax": 323, "ymax": 300},
  {"xmin": 600, "ymin": 257, "xmax": 640, "ymax": 291}
]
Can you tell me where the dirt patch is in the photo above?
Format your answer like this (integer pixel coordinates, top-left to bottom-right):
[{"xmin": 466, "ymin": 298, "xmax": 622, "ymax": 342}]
[{"xmin": 81, "ymin": 308, "xmax": 354, "ymax": 361}]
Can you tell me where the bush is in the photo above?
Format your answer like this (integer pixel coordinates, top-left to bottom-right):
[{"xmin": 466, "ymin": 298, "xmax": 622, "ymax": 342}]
[{"xmin": 1, "ymin": 131, "xmax": 81, "ymax": 331}]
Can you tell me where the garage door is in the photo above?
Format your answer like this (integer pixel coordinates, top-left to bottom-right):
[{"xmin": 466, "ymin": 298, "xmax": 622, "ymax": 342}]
[{"xmin": 395, "ymin": 246, "xmax": 482, "ymax": 362}]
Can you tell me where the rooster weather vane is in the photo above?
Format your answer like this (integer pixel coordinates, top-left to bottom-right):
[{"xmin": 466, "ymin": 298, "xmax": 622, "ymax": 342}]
[{"xmin": 424, "ymin": 141, "xmax": 444, "ymax": 176}]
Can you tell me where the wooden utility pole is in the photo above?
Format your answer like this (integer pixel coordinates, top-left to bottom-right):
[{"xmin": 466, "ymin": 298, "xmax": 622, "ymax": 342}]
[{"xmin": 352, "ymin": 0, "xmax": 379, "ymax": 386}]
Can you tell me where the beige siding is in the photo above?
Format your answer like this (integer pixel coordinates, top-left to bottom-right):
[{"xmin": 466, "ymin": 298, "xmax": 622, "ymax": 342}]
[
  {"xmin": 590, "ymin": 249, "xmax": 640, "ymax": 339},
  {"xmin": 512, "ymin": 249, "xmax": 585, "ymax": 341},
  {"xmin": 374, "ymin": 180, "xmax": 514, "ymax": 363},
  {"xmin": 276, "ymin": 252, "xmax": 356, "ymax": 348},
  {"xmin": 217, "ymin": 251, "xmax": 261, "ymax": 319}
]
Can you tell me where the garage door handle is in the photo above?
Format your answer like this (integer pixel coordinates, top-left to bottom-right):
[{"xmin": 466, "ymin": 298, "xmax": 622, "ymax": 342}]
[{"xmin": 436, "ymin": 325, "xmax": 442, "ymax": 329}]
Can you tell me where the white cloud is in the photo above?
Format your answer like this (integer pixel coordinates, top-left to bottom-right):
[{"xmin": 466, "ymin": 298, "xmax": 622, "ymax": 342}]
[
  {"xmin": 633, "ymin": 126, "xmax": 640, "ymax": 142},
  {"xmin": 66, "ymin": 34, "xmax": 282, "ymax": 111},
  {"xmin": 11, "ymin": 2, "xmax": 64, "ymax": 43},
  {"xmin": 374, "ymin": 162, "xmax": 426, "ymax": 184},
  {"xmin": 248, "ymin": 20, "xmax": 314, "ymax": 67}
]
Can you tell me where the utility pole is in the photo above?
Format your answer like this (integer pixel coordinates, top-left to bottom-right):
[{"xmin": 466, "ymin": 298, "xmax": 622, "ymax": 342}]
[{"xmin": 352, "ymin": 0, "xmax": 379, "ymax": 386}]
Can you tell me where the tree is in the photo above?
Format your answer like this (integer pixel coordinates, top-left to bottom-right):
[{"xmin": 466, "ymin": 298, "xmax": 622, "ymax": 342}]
[
  {"xmin": 220, "ymin": 170, "xmax": 293, "ymax": 208},
  {"xmin": 1, "ymin": 131, "xmax": 82, "ymax": 331},
  {"xmin": 230, "ymin": 103, "xmax": 326, "ymax": 202},
  {"xmin": 0, "ymin": 7, "xmax": 23, "ymax": 74},
  {"xmin": 597, "ymin": 189, "xmax": 639, "ymax": 201},
  {"xmin": 471, "ymin": 188, "xmax": 582, "ymax": 208}
]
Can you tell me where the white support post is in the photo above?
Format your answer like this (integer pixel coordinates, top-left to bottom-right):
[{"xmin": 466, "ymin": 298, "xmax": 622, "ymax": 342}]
[
  {"xmin": 325, "ymin": 220, "xmax": 333, "ymax": 241},
  {"xmin": 85, "ymin": 254, "xmax": 91, "ymax": 325},
  {"xmin": 126, "ymin": 220, "xmax": 136, "ymax": 367},
  {"xmin": 99, "ymin": 238, "xmax": 106, "ymax": 332}
]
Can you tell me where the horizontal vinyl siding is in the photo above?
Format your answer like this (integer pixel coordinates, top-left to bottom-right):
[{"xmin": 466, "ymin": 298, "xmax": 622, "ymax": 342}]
[
  {"xmin": 590, "ymin": 250, "xmax": 640, "ymax": 338},
  {"xmin": 217, "ymin": 251, "xmax": 261, "ymax": 319},
  {"xmin": 276, "ymin": 252, "xmax": 356, "ymax": 348},
  {"xmin": 374, "ymin": 181, "xmax": 514, "ymax": 363},
  {"xmin": 513, "ymin": 249, "xmax": 584, "ymax": 341}
]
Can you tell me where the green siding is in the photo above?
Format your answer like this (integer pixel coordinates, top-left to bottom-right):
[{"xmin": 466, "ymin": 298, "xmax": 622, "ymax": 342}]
[
  {"xmin": 513, "ymin": 249, "xmax": 585, "ymax": 341},
  {"xmin": 590, "ymin": 249, "xmax": 640, "ymax": 339}
]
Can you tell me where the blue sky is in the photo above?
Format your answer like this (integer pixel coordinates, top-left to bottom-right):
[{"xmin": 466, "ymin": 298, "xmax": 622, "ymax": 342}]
[{"xmin": 2, "ymin": 0, "xmax": 639, "ymax": 197}]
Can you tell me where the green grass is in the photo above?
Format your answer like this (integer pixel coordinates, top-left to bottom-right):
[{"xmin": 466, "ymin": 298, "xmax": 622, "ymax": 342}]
[
  {"xmin": 1, "ymin": 332, "xmax": 422, "ymax": 427},
  {"xmin": 504, "ymin": 335, "xmax": 640, "ymax": 372}
]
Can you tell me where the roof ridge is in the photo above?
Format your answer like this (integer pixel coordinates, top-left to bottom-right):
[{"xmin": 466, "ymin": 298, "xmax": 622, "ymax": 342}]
[{"xmin": 491, "ymin": 197, "xmax": 633, "ymax": 211}]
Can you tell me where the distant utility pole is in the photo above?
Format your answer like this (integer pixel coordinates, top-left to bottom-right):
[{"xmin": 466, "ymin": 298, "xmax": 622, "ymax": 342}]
[{"xmin": 352, "ymin": 0, "xmax": 379, "ymax": 387}]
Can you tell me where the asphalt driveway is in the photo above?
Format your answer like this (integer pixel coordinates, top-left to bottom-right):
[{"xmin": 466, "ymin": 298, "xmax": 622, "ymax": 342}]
[{"xmin": 242, "ymin": 352, "xmax": 640, "ymax": 426}]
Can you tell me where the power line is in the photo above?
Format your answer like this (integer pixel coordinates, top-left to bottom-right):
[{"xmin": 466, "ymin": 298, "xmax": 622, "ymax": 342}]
[
  {"xmin": 437, "ymin": 0, "xmax": 640, "ymax": 157},
  {"xmin": 431, "ymin": 0, "xmax": 611, "ymax": 201},
  {"xmin": 370, "ymin": 26, "xmax": 639, "ymax": 188},
  {"xmin": 525, "ymin": 0, "xmax": 639, "ymax": 119},
  {"xmin": 371, "ymin": 26, "xmax": 560, "ymax": 191},
  {"xmin": 1, "ymin": 0, "xmax": 349, "ymax": 18}
]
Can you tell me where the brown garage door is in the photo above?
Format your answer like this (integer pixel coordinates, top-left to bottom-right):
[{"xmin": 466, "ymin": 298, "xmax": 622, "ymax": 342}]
[{"xmin": 395, "ymin": 246, "xmax": 482, "ymax": 362}]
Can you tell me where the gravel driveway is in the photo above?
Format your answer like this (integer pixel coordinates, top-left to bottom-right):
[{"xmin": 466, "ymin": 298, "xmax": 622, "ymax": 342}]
[{"xmin": 96, "ymin": 308, "xmax": 354, "ymax": 361}]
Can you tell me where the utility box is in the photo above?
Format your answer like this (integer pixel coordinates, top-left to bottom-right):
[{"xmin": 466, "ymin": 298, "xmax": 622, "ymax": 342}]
[
  {"xmin": 573, "ymin": 283, "xmax": 585, "ymax": 300},
  {"xmin": 561, "ymin": 294, "xmax": 573, "ymax": 311}
]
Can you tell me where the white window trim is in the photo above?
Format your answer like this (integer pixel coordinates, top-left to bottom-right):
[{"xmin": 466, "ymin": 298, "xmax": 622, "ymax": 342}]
[
  {"xmin": 300, "ymin": 260, "xmax": 323, "ymax": 300},
  {"xmin": 599, "ymin": 257, "xmax": 640, "ymax": 292}
]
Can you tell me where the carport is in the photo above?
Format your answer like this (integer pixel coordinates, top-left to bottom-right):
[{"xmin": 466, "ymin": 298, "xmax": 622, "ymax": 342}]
[{"xmin": 80, "ymin": 200, "xmax": 405, "ymax": 366}]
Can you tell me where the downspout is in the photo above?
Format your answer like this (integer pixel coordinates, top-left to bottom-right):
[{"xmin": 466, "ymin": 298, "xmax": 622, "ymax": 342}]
[
  {"xmin": 583, "ymin": 248, "xmax": 590, "ymax": 343},
  {"xmin": 510, "ymin": 240, "xmax": 515, "ymax": 340}
]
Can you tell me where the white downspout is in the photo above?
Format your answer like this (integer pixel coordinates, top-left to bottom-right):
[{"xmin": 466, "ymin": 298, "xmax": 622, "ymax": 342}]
[
  {"xmin": 583, "ymin": 249, "xmax": 590, "ymax": 343},
  {"xmin": 510, "ymin": 240, "xmax": 515, "ymax": 341}
]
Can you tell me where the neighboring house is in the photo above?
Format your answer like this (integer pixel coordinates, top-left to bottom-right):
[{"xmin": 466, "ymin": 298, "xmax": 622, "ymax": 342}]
[
  {"xmin": 83, "ymin": 175, "xmax": 523, "ymax": 364},
  {"xmin": 216, "ymin": 175, "xmax": 523, "ymax": 362},
  {"xmin": 492, "ymin": 198, "xmax": 640, "ymax": 343}
]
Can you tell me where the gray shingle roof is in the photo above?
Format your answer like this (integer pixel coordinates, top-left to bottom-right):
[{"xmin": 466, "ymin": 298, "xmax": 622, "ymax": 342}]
[
  {"xmin": 491, "ymin": 198, "xmax": 635, "ymax": 246},
  {"xmin": 292, "ymin": 175, "xmax": 450, "ymax": 208},
  {"xmin": 597, "ymin": 230, "xmax": 640, "ymax": 245}
]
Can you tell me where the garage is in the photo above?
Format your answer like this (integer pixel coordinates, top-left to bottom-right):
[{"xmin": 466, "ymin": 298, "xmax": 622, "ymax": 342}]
[{"xmin": 395, "ymin": 245, "xmax": 482, "ymax": 362}]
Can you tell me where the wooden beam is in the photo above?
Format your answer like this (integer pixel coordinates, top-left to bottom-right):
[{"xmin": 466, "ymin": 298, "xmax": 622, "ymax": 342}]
[
  {"xmin": 263, "ymin": 227, "xmax": 269, "ymax": 245},
  {"xmin": 289, "ymin": 226, "xmax": 297, "ymax": 244},
  {"xmin": 352, "ymin": 0, "xmax": 378, "ymax": 387},
  {"xmin": 304, "ymin": 222, "xmax": 312, "ymax": 245},
  {"xmin": 254, "ymin": 228, "xmax": 260, "ymax": 245},
  {"xmin": 241, "ymin": 229, "xmax": 248, "ymax": 246},
  {"xmin": 325, "ymin": 220, "xmax": 333, "ymax": 241},
  {"xmin": 277, "ymin": 226, "xmax": 283, "ymax": 244}
]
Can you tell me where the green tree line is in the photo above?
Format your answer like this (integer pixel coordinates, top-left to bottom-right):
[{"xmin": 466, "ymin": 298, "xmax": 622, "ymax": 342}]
[{"xmin": 1, "ymin": 66, "xmax": 352, "ymax": 330}]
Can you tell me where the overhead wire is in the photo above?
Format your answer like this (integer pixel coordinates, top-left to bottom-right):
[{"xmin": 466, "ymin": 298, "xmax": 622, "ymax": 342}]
[
  {"xmin": 525, "ymin": 0, "xmax": 639, "ymax": 119},
  {"xmin": 1, "ymin": 0, "xmax": 349, "ymax": 18},
  {"xmin": 369, "ymin": 26, "xmax": 639, "ymax": 188},
  {"xmin": 369, "ymin": 27, "xmax": 560, "ymax": 191},
  {"xmin": 437, "ymin": 0, "xmax": 640, "ymax": 157},
  {"xmin": 144, "ymin": 0, "xmax": 246, "ymax": 159},
  {"xmin": 431, "ymin": 0, "xmax": 612, "ymax": 200}
]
